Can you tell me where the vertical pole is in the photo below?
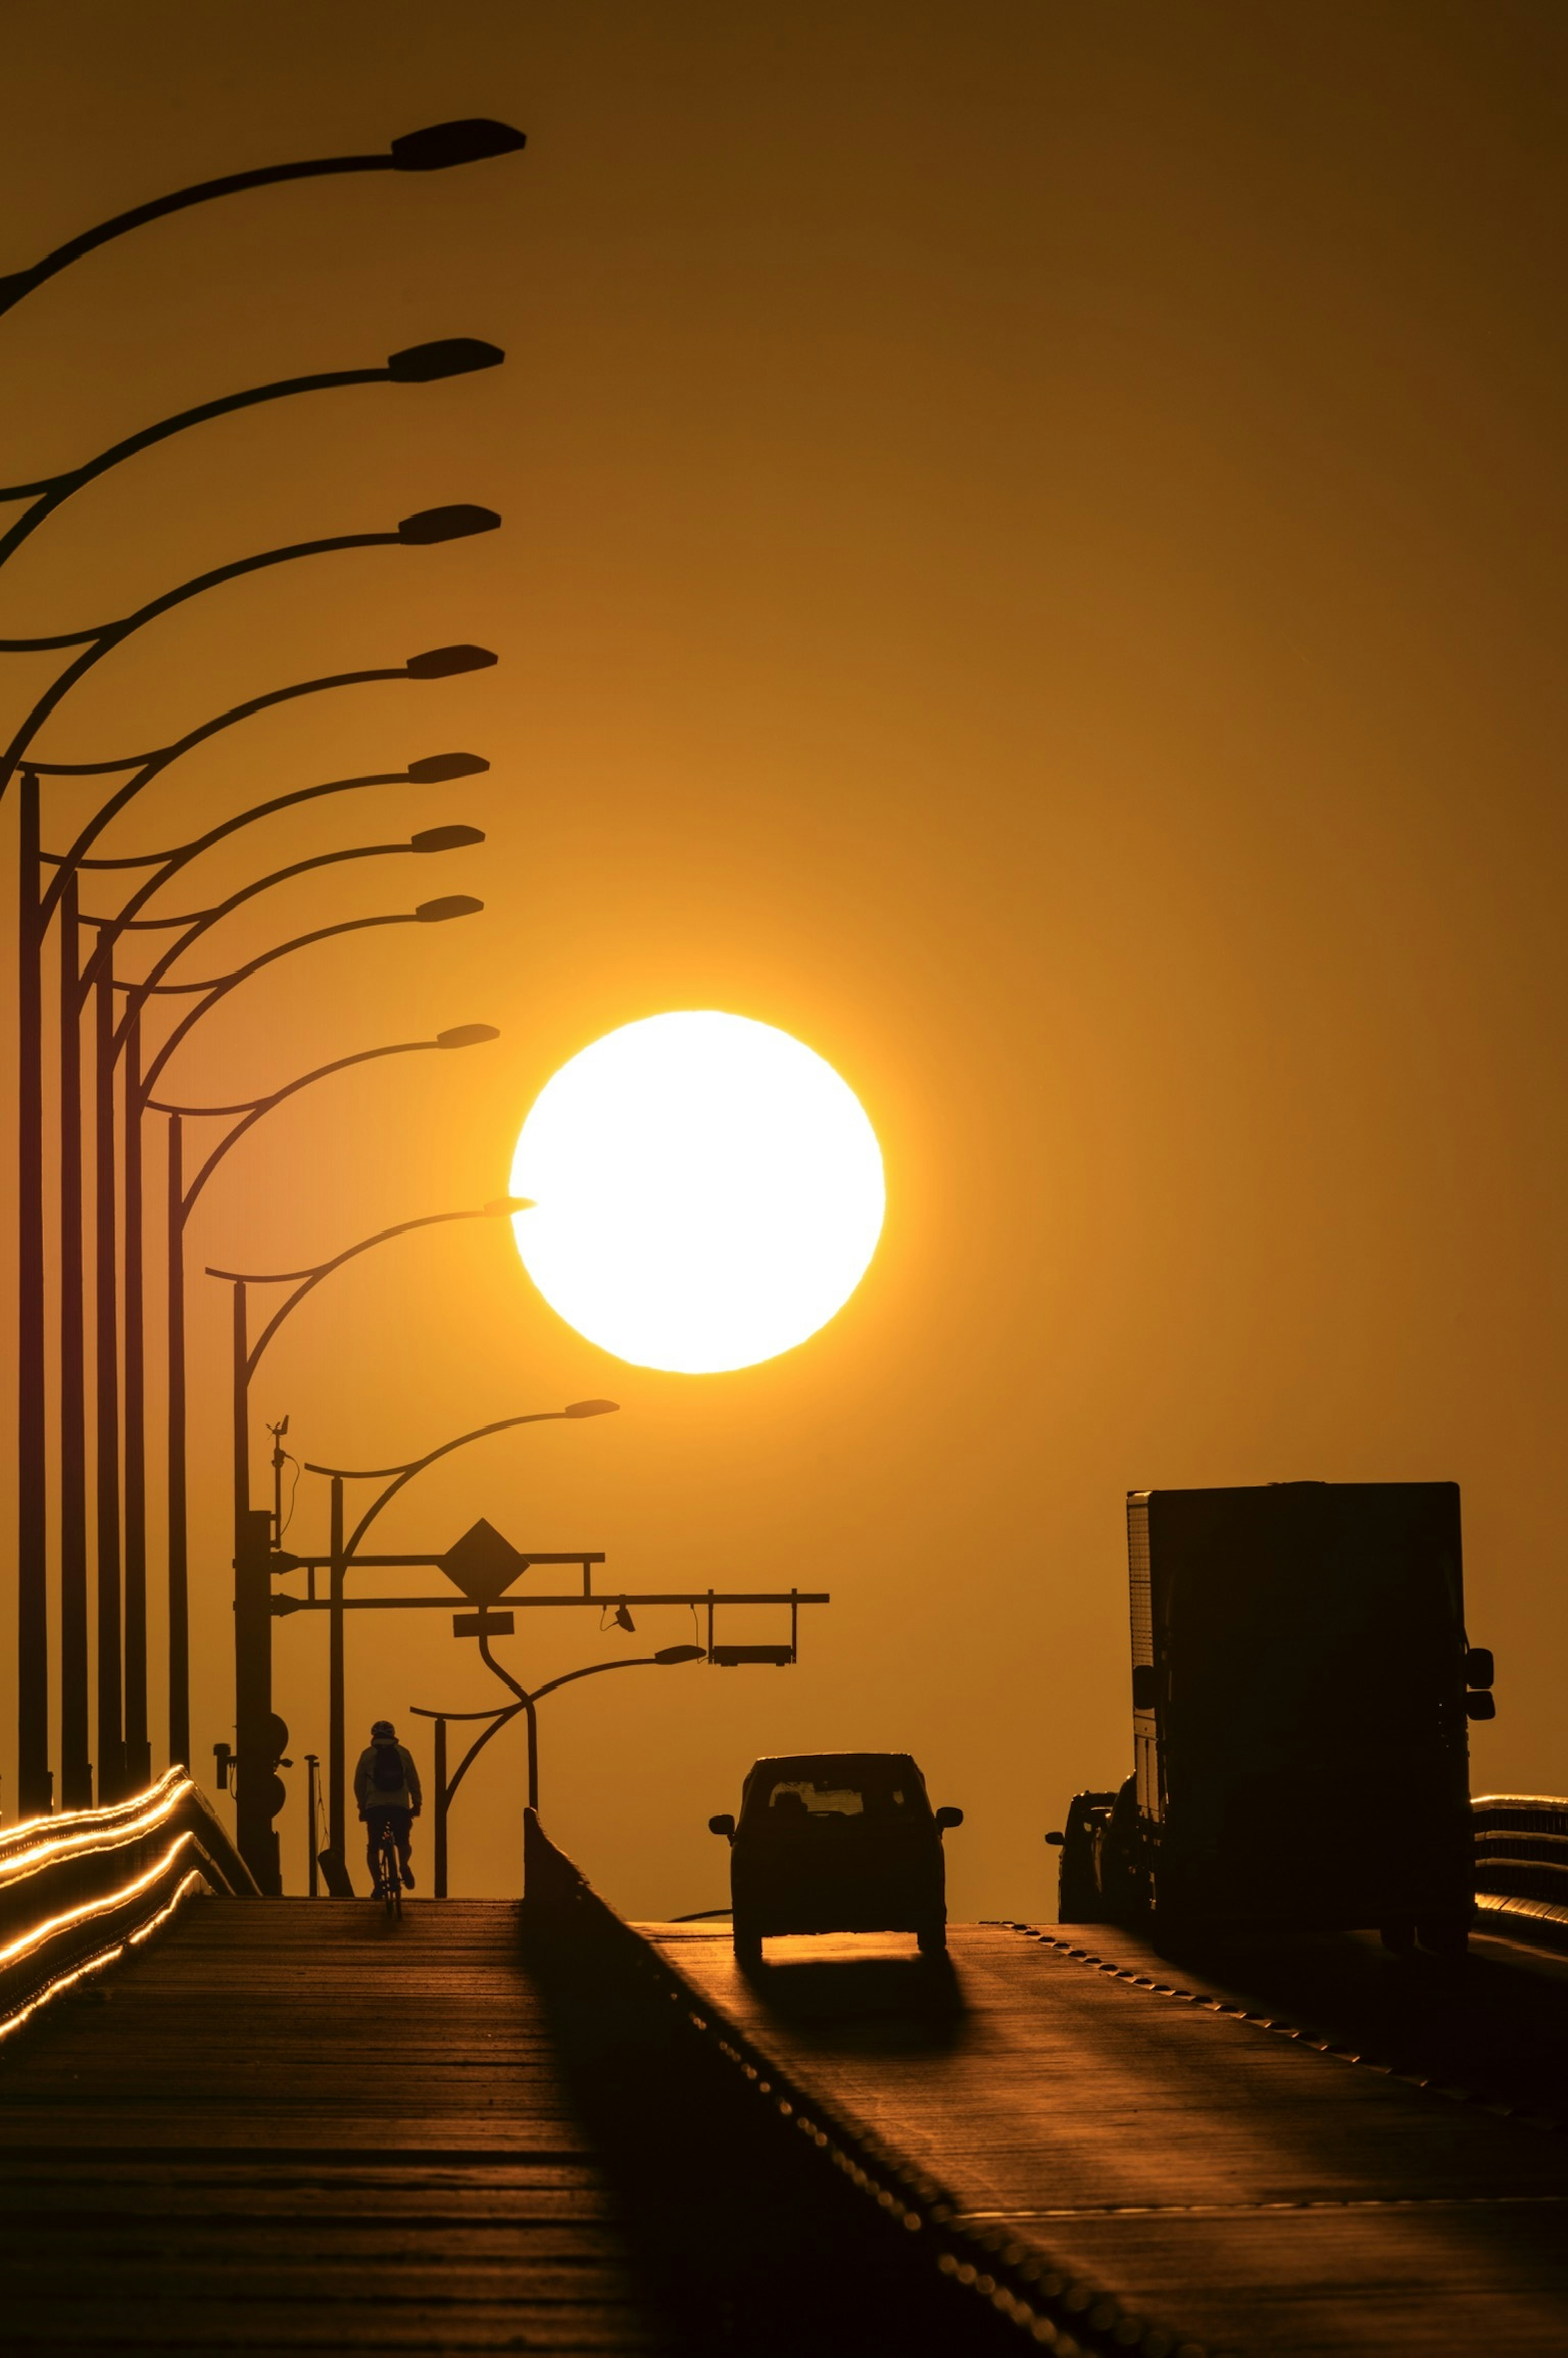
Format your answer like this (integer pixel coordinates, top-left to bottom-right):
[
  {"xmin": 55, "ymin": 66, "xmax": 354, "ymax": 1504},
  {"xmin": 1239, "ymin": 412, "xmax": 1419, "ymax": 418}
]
[
  {"xmin": 328, "ymin": 1475, "xmax": 347, "ymax": 1870},
  {"xmin": 122, "ymin": 1011, "xmax": 150, "ymax": 1787},
  {"xmin": 166, "ymin": 1114, "xmax": 189, "ymax": 1767},
  {"xmin": 57, "ymin": 873, "xmax": 91, "ymax": 1807},
  {"xmin": 94, "ymin": 953, "xmax": 123, "ymax": 1799},
  {"xmin": 526, "ymin": 1694, "xmax": 539, "ymax": 1814},
  {"xmin": 17, "ymin": 771, "xmax": 51, "ymax": 1818},
  {"xmin": 305, "ymin": 1754, "xmax": 320, "ymax": 1897},
  {"xmin": 232, "ymin": 1503, "xmax": 281, "ymax": 1893},
  {"xmin": 231, "ymin": 1278, "xmax": 249, "ymax": 1541},
  {"xmin": 434, "ymin": 1717, "xmax": 448, "ymax": 1899}
]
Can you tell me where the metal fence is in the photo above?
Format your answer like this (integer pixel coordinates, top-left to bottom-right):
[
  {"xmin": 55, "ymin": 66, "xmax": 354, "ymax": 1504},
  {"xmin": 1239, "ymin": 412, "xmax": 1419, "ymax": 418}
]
[
  {"xmin": 0, "ymin": 1768, "xmax": 257, "ymax": 2040},
  {"xmin": 1472, "ymin": 1792, "xmax": 1568, "ymax": 1954}
]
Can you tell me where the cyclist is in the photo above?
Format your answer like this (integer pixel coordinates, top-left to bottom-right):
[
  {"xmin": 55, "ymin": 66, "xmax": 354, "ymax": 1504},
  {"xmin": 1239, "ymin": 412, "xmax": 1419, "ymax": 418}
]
[{"xmin": 354, "ymin": 1719, "xmax": 423, "ymax": 1892}]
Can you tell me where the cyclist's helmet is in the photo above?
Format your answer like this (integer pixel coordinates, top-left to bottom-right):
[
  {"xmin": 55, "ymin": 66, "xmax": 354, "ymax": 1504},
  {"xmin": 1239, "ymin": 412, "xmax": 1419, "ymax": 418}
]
[{"xmin": 371, "ymin": 1719, "xmax": 396, "ymax": 1738}]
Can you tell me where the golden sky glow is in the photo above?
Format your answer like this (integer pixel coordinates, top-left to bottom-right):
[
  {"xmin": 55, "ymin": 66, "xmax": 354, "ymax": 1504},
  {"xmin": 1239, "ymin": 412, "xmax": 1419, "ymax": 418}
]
[{"xmin": 509, "ymin": 1012, "xmax": 885, "ymax": 1374}]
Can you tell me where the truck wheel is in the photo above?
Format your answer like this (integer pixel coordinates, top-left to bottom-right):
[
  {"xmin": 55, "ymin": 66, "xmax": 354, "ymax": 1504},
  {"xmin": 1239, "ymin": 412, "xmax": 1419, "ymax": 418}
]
[
  {"xmin": 1379, "ymin": 1923, "xmax": 1417, "ymax": 1955},
  {"xmin": 916, "ymin": 1919, "xmax": 947, "ymax": 1961},
  {"xmin": 1417, "ymin": 1914, "xmax": 1469, "ymax": 1958},
  {"xmin": 732, "ymin": 1917, "xmax": 763, "ymax": 1971}
]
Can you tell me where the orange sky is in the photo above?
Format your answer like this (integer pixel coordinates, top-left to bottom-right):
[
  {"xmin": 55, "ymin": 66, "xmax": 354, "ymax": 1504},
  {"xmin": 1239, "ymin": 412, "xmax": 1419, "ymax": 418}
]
[{"xmin": 0, "ymin": 2, "xmax": 1563, "ymax": 1914}]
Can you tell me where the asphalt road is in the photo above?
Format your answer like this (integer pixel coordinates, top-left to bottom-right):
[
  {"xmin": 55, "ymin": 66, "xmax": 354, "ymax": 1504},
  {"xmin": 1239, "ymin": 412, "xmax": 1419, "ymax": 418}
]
[{"xmin": 641, "ymin": 1918, "xmax": 1568, "ymax": 2356}]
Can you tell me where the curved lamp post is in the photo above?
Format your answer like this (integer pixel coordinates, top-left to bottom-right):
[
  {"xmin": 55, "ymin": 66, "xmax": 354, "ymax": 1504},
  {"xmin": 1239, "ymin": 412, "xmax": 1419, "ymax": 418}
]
[
  {"xmin": 301, "ymin": 1403, "xmax": 621, "ymax": 1879},
  {"xmin": 207, "ymin": 1210, "xmax": 548, "ymax": 1887},
  {"xmin": 0, "ymin": 117, "xmax": 526, "ymax": 325},
  {"xmin": 4, "ymin": 115, "xmax": 522, "ymax": 1815},
  {"xmin": 14, "ymin": 591, "xmax": 499, "ymax": 1817},
  {"xmin": 409, "ymin": 1649, "xmax": 706, "ymax": 1895},
  {"xmin": 153, "ymin": 1021, "xmax": 501, "ymax": 1775},
  {"xmin": 48, "ymin": 744, "xmax": 489, "ymax": 1802}
]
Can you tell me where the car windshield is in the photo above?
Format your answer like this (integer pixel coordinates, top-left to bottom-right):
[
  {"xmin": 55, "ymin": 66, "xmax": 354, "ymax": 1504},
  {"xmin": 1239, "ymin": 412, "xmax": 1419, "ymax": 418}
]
[{"xmin": 750, "ymin": 1761, "xmax": 928, "ymax": 1826}]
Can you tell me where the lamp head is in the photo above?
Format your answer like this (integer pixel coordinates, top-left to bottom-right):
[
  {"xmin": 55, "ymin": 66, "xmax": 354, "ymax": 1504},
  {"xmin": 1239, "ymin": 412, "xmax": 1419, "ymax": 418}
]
[
  {"xmin": 410, "ymin": 824, "xmax": 484, "ymax": 853},
  {"xmin": 436, "ymin": 1024, "xmax": 500, "ymax": 1050},
  {"xmin": 405, "ymin": 646, "xmax": 497, "ymax": 680},
  {"xmin": 414, "ymin": 894, "xmax": 483, "ymax": 923},
  {"xmin": 655, "ymin": 1645, "xmax": 706, "ymax": 1666},
  {"xmin": 398, "ymin": 504, "xmax": 501, "ymax": 546},
  {"xmin": 387, "ymin": 338, "xmax": 504, "ymax": 383},
  {"xmin": 406, "ymin": 752, "xmax": 489, "ymax": 784},
  {"xmin": 390, "ymin": 120, "xmax": 526, "ymax": 171},
  {"xmin": 564, "ymin": 1398, "xmax": 619, "ymax": 1418}
]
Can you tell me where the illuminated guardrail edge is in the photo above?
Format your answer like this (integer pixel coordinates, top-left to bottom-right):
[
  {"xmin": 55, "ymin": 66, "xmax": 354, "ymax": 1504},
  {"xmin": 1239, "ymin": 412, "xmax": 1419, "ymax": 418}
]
[
  {"xmin": 0, "ymin": 1772, "xmax": 256, "ymax": 2046},
  {"xmin": 1472, "ymin": 1794, "xmax": 1568, "ymax": 1956},
  {"xmin": 0, "ymin": 1765, "xmax": 188, "ymax": 1862},
  {"xmin": 0, "ymin": 1866, "xmax": 208, "ymax": 2047}
]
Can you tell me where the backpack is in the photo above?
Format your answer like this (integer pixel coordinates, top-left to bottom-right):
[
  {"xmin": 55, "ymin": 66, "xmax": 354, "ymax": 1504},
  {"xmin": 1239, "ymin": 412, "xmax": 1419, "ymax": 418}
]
[{"xmin": 371, "ymin": 1741, "xmax": 405, "ymax": 1793}]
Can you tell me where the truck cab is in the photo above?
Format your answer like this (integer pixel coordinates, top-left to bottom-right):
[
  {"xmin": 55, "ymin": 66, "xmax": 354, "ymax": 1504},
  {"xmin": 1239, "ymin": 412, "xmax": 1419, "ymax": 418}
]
[{"xmin": 1052, "ymin": 1481, "xmax": 1495, "ymax": 1953}]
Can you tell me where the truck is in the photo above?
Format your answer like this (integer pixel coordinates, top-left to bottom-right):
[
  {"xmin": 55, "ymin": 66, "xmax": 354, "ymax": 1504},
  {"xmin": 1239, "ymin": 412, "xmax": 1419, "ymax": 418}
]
[{"xmin": 1050, "ymin": 1481, "xmax": 1495, "ymax": 1954}]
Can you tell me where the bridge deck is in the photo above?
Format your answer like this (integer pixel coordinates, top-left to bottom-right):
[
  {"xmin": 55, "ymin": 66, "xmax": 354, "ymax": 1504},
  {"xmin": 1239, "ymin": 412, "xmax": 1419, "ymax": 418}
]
[
  {"xmin": 643, "ymin": 1919, "xmax": 1568, "ymax": 2355},
  {"xmin": 0, "ymin": 1897, "xmax": 662, "ymax": 2354}
]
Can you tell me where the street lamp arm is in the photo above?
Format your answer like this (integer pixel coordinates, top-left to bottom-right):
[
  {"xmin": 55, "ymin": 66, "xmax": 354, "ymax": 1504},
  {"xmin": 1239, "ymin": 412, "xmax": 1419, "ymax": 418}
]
[
  {"xmin": 156, "ymin": 1039, "xmax": 442, "ymax": 1220},
  {"xmin": 0, "ymin": 120, "xmax": 524, "ymax": 323},
  {"xmin": 63, "ymin": 765, "xmax": 427, "ymax": 961},
  {"xmin": 136, "ymin": 910, "xmax": 425, "ymax": 1100},
  {"xmin": 0, "ymin": 528, "xmax": 398, "ymax": 651},
  {"xmin": 1, "ymin": 548, "xmax": 408, "ymax": 810},
  {"xmin": 441, "ymin": 1695, "xmax": 528, "ymax": 1808},
  {"xmin": 212, "ymin": 1203, "xmax": 520, "ymax": 1383},
  {"xmin": 320, "ymin": 1409, "xmax": 571, "ymax": 1563},
  {"xmin": 21, "ymin": 673, "xmax": 407, "ymax": 852},
  {"xmin": 0, "ymin": 367, "xmax": 388, "ymax": 570},
  {"xmin": 109, "ymin": 839, "xmax": 421, "ymax": 1044}
]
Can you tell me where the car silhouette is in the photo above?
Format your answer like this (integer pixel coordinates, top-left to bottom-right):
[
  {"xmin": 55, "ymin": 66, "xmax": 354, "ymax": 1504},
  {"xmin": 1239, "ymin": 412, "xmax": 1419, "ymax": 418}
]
[{"xmin": 708, "ymin": 1750, "xmax": 963, "ymax": 1968}]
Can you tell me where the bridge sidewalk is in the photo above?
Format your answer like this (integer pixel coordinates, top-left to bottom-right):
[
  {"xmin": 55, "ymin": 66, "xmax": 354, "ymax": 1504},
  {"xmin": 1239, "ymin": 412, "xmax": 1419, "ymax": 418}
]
[{"xmin": 0, "ymin": 1896, "xmax": 665, "ymax": 2353}]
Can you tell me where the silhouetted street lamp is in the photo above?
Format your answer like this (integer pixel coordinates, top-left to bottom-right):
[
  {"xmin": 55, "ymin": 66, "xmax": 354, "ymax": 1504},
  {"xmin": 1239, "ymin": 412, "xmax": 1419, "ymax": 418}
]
[
  {"xmin": 410, "ymin": 1649, "xmax": 706, "ymax": 1895},
  {"xmin": 15, "ymin": 606, "xmax": 500, "ymax": 1815},
  {"xmin": 49, "ymin": 732, "xmax": 491, "ymax": 1802},
  {"xmin": 300, "ymin": 1403, "xmax": 619, "ymax": 1875},
  {"xmin": 146, "ymin": 1021, "xmax": 500, "ymax": 1774},
  {"xmin": 4, "ymin": 116, "xmax": 522, "ymax": 1816},
  {"xmin": 0, "ymin": 118, "xmax": 526, "ymax": 323},
  {"xmin": 210, "ymin": 1209, "xmax": 543, "ymax": 1888}
]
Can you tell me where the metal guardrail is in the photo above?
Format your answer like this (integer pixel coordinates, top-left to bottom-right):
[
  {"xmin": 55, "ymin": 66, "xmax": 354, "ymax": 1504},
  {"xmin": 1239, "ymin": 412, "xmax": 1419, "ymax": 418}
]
[
  {"xmin": 1472, "ymin": 1792, "xmax": 1568, "ymax": 1954},
  {"xmin": 0, "ymin": 1768, "xmax": 258, "ymax": 2041},
  {"xmin": 521, "ymin": 1809, "xmax": 1208, "ymax": 2358}
]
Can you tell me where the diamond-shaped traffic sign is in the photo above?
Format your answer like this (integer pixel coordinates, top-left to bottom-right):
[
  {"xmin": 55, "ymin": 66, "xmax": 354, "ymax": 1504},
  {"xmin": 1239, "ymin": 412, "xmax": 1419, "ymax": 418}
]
[{"xmin": 439, "ymin": 1518, "xmax": 529, "ymax": 1606}]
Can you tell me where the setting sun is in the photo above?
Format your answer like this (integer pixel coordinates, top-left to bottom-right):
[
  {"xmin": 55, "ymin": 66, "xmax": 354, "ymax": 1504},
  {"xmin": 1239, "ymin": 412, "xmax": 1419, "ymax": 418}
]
[{"xmin": 508, "ymin": 1011, "xmax": 885, "ymax": 1374}]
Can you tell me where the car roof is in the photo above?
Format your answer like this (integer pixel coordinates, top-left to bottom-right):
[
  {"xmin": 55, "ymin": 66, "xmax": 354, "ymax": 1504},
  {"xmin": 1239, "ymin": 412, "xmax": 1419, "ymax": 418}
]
[{"xmin": 744, "ymin": 1752, "xmax": 922, "ymax": 1777}]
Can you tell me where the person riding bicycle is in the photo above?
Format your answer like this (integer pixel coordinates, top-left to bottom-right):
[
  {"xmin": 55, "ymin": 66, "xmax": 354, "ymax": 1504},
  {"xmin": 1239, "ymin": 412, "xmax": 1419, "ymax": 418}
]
[{"xmin": 354, "ymin": 1719, "xmax": 422, "ymax": 1892}]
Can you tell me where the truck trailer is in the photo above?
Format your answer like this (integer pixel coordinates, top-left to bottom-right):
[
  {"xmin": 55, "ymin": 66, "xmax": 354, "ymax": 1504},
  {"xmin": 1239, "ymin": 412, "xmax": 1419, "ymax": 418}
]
[{"xmin": 1051, "ymin": 1481, "xmax": 1495, "ymax": 1953}]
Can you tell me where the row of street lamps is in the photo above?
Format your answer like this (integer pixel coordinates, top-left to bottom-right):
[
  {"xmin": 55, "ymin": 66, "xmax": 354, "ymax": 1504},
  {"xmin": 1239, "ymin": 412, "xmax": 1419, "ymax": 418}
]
[{"xmin": 4, "ymin": 119, "xmax": 530, "ymax": 1821}]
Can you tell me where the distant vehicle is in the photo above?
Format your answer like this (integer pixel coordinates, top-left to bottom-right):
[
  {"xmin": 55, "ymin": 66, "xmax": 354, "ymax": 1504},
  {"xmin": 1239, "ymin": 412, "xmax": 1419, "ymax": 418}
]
[
  {"xmin": 709, "ymin": 1751, "xmax": 964, "ymax": 1968},
  {"xmin": 1049, "ymin": 1482, "xmax": 1495, "ymax": 1955}
]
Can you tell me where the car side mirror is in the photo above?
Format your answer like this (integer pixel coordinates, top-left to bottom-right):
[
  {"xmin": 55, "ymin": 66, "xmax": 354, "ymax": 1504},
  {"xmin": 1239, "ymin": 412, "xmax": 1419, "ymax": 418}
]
[
  {"xmin": 1131, "ymin": 1664, "xmax": 1158, "ymax": 1712},
  {"xmin": 935, "ymin": 1805, "xmax": 964, "ymax": 1831},
  {"xmin": 708, "ymin": 1812, "xmax": 736, "ymax": 1838},
  {"xmin": 1463, "ymin": 1646, "xmax": 1494, "ymax": 1689},
  {"xmin": 1044, "ymin": 1830, "xmax": 1065, "ymax": 1846},
  {"xmin": 1465, "ymin": 1691, "xmax": 1496, "ymax": 1721}
]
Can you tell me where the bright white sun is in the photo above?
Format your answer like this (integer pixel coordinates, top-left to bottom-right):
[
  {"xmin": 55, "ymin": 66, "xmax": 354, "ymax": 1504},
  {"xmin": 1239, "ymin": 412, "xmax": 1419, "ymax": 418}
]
[{"xmin": 509, "ymin": 1011, "xmax": 885, "ymax": 1374}]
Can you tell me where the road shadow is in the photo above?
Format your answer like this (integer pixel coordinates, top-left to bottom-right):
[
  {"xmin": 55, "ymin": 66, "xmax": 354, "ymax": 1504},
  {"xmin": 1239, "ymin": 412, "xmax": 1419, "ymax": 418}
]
[{"xmin": 738, "ymin": 1949, "xmax": 968, "ymax": 2056}]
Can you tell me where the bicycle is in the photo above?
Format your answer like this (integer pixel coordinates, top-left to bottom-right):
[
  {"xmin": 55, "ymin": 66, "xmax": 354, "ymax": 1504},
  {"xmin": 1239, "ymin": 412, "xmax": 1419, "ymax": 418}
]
[{"xmin": 372, "ymin": 1819, "xmax": 403, "ymax": 1919}]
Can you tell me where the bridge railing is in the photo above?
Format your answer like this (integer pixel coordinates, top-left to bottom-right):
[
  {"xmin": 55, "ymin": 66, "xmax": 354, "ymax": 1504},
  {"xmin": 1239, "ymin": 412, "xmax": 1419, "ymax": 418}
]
[
  {"xmin": 0, "ymin": 1768, "xmax": 257, "ymax": 2041},
  {"xmin": 1473, "ymin": 1792, "xmax": 1568, "ymax": 1952}
]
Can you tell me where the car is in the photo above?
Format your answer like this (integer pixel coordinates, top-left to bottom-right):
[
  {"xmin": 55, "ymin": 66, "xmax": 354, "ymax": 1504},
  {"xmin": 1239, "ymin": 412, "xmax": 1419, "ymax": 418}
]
[{"xmin": 708, "ymin": 1750, "xmax": 963, "ymax": 1968}]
